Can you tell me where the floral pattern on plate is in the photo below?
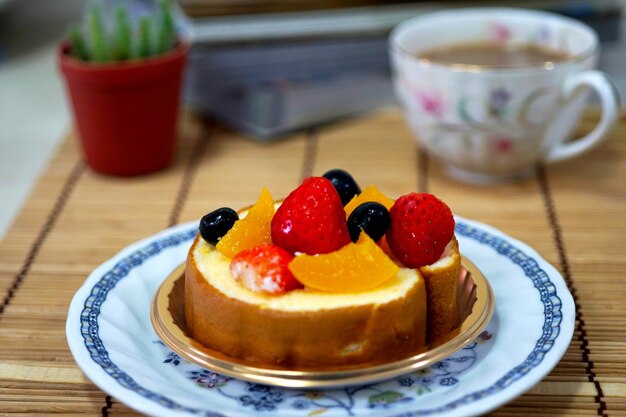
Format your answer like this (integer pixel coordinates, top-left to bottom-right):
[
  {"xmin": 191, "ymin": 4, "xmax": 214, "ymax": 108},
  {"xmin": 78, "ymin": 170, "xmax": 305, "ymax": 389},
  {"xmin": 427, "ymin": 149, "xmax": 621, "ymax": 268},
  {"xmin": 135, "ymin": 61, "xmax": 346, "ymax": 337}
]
[
  {"xmin": 66, "ymin": 217, "xmax": 574, "ymax": 417},
  {"xmin": 154, "ymin": 330, "xmax": 492, "ymax": 415}
]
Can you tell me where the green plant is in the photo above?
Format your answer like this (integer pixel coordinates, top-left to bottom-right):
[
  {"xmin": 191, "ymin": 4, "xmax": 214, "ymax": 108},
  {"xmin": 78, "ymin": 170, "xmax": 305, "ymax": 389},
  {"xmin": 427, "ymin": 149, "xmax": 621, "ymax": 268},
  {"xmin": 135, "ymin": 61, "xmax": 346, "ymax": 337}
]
[{"xmin": 68, "ymin": 0, "xmax": 177, "ymax": 62}]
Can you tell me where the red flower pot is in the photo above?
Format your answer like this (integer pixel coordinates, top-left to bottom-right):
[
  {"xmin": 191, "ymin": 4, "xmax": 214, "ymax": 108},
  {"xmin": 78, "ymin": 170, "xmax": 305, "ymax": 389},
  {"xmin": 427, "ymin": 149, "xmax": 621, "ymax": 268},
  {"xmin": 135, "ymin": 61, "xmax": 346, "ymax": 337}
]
[{"xmin": 58, "ymin": 41, "xmax": 189, "ymax": 176}]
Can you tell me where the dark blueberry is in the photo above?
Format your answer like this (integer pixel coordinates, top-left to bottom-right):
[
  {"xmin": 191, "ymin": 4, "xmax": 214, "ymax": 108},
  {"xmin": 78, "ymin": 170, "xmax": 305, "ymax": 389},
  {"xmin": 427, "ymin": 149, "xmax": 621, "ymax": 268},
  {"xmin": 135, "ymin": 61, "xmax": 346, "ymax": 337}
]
[
  {"xmin": 322, "ymin": 169, "xmax": 361, "ymax": 206},
  {"xmin": 347, "ymin": 202, "xmax": 391, "ymax": 242},
  {"xmin": 199, "ymin": 208, "xmax": 239, "ymax": 245}
]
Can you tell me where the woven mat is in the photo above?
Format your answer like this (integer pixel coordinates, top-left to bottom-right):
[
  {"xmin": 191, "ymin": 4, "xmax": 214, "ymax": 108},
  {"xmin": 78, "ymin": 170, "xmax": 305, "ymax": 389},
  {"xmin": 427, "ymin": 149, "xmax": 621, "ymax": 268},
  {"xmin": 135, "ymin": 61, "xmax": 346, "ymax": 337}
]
[{"xmin": 0, "ymin": 108, "xmax": 624, "ymax": 416}]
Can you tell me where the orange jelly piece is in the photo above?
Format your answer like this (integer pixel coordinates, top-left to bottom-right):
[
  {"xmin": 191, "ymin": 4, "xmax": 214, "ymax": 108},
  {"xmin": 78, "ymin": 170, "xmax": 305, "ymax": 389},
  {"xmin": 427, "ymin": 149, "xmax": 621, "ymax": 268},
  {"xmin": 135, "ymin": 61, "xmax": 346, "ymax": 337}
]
[
  {"xmin": 216, "ymin": 187, "xmax": 274, "ymax": 258},
  {"xmin": 344, "ymin": 185, "xmax": 395, "ymax": 218},
  {"xmin": 288, "ymin": 232, "xmax": 399, "ymax": 293}
]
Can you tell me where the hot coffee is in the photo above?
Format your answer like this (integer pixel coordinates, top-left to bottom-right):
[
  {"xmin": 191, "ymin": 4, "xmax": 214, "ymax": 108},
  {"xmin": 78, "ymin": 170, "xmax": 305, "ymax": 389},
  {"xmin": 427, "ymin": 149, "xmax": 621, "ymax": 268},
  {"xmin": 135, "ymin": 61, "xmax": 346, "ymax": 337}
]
[{"xmin": 418, "ymin": 42, "xmax": 569, "ymax": 68}]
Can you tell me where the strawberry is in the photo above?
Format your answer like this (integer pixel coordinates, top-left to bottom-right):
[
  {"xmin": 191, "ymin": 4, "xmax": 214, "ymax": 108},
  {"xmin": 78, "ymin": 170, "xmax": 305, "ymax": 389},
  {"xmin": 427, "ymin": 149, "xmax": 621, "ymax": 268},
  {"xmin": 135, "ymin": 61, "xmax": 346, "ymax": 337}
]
[
  {"xmin": 271, "ymin": 177, "xmax": 351, "ymax": 255},
  {"xmin": 386, "ymin": 192, "xmax": 455, "ymax": 268},
  {"xmin": 230, "ymin": 244, "xmax": 303, "ymax": 294}
]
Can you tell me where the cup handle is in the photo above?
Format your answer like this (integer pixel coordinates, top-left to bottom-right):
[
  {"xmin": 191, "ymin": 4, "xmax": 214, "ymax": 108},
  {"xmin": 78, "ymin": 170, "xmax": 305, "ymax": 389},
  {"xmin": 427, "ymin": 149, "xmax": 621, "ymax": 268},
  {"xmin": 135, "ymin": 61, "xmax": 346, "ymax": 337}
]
[{"xmin": 546, "ymin": 70, "xmax": 620, "ymax": 164}]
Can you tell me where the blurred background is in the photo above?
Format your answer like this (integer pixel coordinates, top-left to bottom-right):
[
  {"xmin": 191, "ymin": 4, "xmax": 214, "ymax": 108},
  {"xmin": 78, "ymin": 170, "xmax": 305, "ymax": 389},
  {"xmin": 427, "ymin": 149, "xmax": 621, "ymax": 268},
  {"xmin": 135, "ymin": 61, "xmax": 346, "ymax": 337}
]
[{"xmin": 0, "ymin": 0, "xmax": 624, "ymax": 239}]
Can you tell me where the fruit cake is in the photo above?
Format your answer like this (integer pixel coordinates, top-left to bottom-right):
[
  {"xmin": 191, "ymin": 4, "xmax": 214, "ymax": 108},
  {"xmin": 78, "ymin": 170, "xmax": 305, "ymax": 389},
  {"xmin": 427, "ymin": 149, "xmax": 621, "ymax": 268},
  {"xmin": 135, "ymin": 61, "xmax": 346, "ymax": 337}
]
[{"xmin": 184, "ymin": 169, "xmax": 461, "ymax": 369}]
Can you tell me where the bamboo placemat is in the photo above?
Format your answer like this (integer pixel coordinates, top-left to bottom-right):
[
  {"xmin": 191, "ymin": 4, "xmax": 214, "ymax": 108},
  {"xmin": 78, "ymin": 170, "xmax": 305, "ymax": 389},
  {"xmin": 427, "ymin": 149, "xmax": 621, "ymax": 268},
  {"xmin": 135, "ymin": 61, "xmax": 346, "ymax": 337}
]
[{"xmin": 0, "ymin": 108, "xmax": 624, "ymax": 416}]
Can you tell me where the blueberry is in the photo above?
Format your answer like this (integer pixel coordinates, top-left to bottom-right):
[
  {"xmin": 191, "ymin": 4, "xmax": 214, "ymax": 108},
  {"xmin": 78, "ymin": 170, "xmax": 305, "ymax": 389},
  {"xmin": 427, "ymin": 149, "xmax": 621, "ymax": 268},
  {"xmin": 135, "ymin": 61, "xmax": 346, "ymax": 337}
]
[
  {"xmin": 199, "ymin": 208, "xmax": 239, "ymax": 245},
  {"xmin": 347, "ymin": 202, "xmax": 391, "ymax": 242},
  {"xmin": 323, "ymin": 169, "xmax": 361, "ymax": 206}
]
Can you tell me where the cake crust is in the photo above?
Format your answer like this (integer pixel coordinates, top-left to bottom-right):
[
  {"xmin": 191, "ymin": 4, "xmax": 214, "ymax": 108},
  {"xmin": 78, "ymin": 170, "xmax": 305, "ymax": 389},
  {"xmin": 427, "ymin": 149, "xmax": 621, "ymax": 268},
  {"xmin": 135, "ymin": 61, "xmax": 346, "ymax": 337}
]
[
  {"xmin": 185, "ymin": 235, "xmax": 428, "ymax": 370},
  {"xmin": 419, "ymin": 237, "xmax": 462, "ymax": 342}
]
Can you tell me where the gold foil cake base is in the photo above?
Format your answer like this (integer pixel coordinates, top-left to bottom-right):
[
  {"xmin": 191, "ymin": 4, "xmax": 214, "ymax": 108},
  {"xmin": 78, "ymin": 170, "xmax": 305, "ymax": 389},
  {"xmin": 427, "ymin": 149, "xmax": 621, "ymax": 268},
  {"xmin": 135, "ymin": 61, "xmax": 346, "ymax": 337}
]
[{"xmin": 151, "ymin": 257, "xmax": 494, "ymax": 388}]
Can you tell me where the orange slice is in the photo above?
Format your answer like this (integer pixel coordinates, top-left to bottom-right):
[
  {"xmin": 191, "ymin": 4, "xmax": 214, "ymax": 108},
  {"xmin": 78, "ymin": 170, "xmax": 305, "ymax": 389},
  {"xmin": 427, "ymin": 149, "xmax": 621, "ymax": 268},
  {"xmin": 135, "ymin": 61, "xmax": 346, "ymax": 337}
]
[
  {"xmin": 216, "ymin": 187, "xmax": 274, "ymax": 258},
  {"xmin": 288, "ymin": 232, "xmax": 399, "ymax": 293},
  {"xmin": 344, "ymin": 185, "xmax": 395, "ymax": 218},
  {"xmin": 378, "ymin": 235, "xmax": 395, "ymax": 260}
]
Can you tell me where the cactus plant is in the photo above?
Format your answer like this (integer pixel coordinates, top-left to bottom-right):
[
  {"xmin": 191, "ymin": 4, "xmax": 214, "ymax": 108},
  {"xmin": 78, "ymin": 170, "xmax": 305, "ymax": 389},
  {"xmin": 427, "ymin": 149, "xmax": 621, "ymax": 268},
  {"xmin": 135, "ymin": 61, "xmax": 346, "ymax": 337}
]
[{"xmin": 68, "ymin": 0, "xmax": 177, "ymax": 62}]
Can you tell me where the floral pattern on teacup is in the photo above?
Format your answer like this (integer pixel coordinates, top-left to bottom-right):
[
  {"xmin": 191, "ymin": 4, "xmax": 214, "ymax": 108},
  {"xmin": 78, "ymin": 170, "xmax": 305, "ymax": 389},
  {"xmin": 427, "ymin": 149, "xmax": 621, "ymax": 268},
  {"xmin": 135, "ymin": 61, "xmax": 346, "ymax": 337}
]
[
  {"xmin": 490, "ymin": 136, "xmax": 515, "ymax": 154},
  {"xmin": 414, "ymin": 89, "xmax": 446, "ymax": 118},
  {"xmin": 534, "ymin": 24, "xmax": 552, "ymax": 45},
  {"xmin": 488, "ymin": 87, "xmax": 512, "ymax": 117},
  {"xmin": 468, "ymin": 86, "xmax": 553, "ymax": 127},
  {"xmin": 489, "ymin": 22, "xmax": 512, "ymax": 44},
  {"xmin": 401, "ymin": 82, "xmax": 554, "ymax": 160},
  {"xmin": 488, "ymin": 22, "xmax": 558, "ymax": 51}
]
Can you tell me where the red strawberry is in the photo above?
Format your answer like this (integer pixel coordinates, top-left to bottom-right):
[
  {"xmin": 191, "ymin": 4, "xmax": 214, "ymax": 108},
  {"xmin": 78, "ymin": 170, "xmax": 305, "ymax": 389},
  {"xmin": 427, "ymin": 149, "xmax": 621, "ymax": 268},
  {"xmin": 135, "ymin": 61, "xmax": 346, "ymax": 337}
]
[
  {"xmin": 386, "ymin": 192, "xmax": 455, "ymax": 268},
  {"xmin": 230, "ymin": 244, "xmax": 303, "ymax": 294},
  {"xmin": 271, "ymin": 177, "xmax": 351, "ymax": 255}
]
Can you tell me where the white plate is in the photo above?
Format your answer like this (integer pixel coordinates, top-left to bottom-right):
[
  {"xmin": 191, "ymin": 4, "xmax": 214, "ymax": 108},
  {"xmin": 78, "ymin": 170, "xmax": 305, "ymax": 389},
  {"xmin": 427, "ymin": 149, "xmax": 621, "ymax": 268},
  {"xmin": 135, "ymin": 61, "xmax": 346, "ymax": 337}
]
[{"xmin": 67, "ymin": 216, "xmax": 574, "ymax": 417}]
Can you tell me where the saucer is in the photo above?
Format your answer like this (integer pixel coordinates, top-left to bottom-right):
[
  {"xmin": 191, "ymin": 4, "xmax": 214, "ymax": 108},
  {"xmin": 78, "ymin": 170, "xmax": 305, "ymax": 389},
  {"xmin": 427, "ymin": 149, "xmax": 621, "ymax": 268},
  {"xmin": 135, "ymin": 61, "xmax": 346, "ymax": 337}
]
[{"xmin": 66, "ymin": 216, "xmax": 574, "ymax": 417}]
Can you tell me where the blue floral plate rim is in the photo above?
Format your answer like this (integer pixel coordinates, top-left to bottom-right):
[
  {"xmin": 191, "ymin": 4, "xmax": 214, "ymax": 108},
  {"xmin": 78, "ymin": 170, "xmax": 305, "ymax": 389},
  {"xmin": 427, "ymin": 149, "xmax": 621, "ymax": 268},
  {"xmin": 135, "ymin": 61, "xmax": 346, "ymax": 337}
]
[{"xmin": 66, "ymin": 216, "xmax": 575, "ymax": 417}]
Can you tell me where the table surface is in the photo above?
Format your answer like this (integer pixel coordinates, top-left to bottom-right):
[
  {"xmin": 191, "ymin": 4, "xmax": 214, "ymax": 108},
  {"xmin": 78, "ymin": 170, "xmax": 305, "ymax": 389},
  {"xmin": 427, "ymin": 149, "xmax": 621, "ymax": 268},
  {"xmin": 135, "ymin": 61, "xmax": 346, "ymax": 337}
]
[{"xmin": 0, "ymin": 108, "xmax": 624, "ymax": 416}]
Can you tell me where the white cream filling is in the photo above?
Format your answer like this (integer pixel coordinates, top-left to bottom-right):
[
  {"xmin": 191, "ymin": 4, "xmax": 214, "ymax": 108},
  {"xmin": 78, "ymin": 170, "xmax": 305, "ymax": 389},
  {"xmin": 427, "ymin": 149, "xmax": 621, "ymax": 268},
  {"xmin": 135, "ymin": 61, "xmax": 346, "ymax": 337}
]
[
  {"xmin": 193, "ymin": 238, "xmax": 420, "ymax": 312},
  {"xmin": 420, "ymin": 240, "xmax": 457, "ymax": 271}
]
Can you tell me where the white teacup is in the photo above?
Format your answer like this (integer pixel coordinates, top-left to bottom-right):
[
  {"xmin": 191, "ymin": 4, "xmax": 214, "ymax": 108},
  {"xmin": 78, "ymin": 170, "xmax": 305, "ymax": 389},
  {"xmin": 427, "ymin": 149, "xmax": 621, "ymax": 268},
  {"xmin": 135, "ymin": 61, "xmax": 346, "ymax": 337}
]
[{"xmin": 390, "ymin": 8, "xmax": 620, "ymax": 184}]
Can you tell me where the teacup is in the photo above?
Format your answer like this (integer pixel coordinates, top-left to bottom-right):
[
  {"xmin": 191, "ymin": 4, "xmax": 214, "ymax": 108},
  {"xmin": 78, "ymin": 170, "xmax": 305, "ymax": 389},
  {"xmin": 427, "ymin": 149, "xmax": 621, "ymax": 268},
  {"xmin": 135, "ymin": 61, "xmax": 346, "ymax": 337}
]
[{"xmin": 390, "ymin": 8, "xmax": 620, "ymax": 184}]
